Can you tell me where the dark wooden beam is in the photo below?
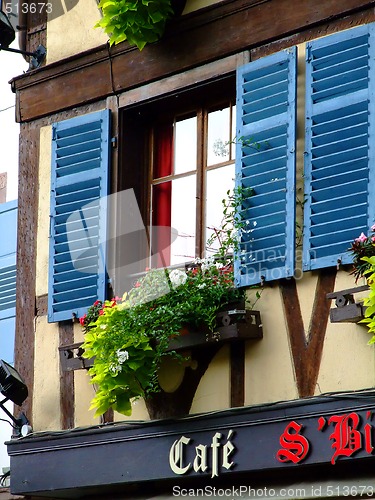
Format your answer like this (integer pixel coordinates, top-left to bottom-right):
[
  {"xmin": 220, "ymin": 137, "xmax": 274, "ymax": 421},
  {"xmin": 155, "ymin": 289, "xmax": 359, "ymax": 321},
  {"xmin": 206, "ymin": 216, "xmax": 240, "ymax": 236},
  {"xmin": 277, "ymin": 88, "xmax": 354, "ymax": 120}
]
[
  {"xmin": 14, "ymin": 122, "xmax": 39, "ymax": 423},
  {"xmin": 280, "ymin": 270, "xmax": 337, "ymax": 398},
  {"xmin": 59, "ymin": 321, "xmax": 75, "ymax": 430},
  {"xmin": 230, "ymin": 341, "xmax": 245, "ymax": 407}
]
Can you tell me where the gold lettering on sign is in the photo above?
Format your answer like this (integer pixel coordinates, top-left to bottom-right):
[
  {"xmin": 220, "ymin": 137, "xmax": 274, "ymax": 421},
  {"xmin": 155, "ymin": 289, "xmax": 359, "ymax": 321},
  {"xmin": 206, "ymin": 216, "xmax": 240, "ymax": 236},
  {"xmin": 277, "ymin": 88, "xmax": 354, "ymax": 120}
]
[
  {"xmin": 169, "ymin": 430, "xmax": 236, "ymax": 477},
  {"xmin": 169, "ymin": 436, "xmax": 191, "ymax": 475}
]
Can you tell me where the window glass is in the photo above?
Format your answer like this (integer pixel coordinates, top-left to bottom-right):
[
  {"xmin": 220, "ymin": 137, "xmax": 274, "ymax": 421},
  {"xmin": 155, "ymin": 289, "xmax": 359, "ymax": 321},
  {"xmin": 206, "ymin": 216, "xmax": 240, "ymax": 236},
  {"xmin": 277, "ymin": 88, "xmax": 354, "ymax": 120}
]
[
  {"xmin": 170, "ymin": 175, "xmax": 197, "ymax": 264},
  {"xmin": 151, "ymin": 175, "xmax": 196, "ymax": 267},
  {"xmin": 151, "ymin": 102, "xmax": 235, "ymax": 268},
  {"xmin": 205, "ymin": 164, "xmax": 235, "ymax": 256},
  {"xmin": 207, "ymin": 107, "xmax": 231, "ymax": 165},
  {"xmin": 174, "ymin": 116, "xmax": 197, "ymax": 175}
]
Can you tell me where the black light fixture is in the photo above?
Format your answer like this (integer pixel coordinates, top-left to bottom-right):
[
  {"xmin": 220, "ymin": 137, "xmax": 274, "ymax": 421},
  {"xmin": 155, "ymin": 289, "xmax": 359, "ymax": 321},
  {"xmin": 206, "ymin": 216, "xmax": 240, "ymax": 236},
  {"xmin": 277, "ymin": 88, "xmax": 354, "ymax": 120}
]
[
  {"xmin": 0, "ymin": 0, "xmax": 46, "ymax": 68},
  {"xmin": 0, "ymin": 359, "xmax": 31, "ymax": 436},
  {"xmin": 0, "ymin": 7, "xmax": 15, "ymax": 47}
]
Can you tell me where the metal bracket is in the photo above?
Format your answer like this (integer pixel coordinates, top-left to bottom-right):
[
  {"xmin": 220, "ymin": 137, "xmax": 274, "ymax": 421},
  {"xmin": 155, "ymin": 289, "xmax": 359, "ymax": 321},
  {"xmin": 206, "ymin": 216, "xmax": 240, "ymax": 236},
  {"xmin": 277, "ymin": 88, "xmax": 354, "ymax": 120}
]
[
  {"xmin": 326, "ymin": 285, "xmax": 369, "ymax": 323},
  {"xmin": 59, "ymin": 343, "xmax": 93, "ymax": 372}
]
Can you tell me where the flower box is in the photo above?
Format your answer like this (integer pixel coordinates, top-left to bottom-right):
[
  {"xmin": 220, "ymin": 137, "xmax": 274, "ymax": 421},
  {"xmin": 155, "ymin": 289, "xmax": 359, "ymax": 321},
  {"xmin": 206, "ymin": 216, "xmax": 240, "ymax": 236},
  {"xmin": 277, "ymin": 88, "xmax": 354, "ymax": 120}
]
[
  {"xmin": 167, "ymin": 308, "xmax": 263, "ymax": 351},
  {"xmin": 59, "ymin": 308, "xmax": 263, "ymax": 371}
]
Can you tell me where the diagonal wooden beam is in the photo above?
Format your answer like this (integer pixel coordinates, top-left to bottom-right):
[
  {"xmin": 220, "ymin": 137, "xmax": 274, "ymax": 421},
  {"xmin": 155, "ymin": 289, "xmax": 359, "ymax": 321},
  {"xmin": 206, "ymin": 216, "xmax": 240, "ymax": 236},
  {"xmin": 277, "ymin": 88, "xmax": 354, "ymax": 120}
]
[{"xmin": 280, "ymin": 269, "xmax": 336, "ymax": 397}]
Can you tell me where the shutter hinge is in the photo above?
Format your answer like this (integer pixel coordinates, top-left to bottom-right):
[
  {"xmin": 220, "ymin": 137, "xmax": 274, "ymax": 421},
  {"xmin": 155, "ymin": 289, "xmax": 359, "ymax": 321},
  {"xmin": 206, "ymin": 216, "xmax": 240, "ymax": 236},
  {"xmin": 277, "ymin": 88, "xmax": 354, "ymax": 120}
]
[
  {"xmin": 306, "ymin": 44, "xmax": 312, "ymax": 63},
  {"xmin": 111, "ymin": 137, "xmax": 118, "ymax": 148}
]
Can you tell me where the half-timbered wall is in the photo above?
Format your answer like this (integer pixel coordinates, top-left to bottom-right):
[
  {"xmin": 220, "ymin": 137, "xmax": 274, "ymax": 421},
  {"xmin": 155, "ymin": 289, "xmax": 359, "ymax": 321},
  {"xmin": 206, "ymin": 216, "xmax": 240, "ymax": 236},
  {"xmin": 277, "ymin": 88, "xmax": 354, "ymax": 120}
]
[{"xmin": 11, "ymin": 0, "xmax": 375, "ymax": 431}]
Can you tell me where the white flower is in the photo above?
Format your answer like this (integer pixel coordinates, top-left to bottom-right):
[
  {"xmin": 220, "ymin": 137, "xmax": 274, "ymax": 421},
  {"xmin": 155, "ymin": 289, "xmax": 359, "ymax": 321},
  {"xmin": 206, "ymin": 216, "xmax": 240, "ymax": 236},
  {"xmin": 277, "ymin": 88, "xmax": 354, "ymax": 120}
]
[
  {"xmin": 109, "ymin": 363, "xmax": 121, "ymax": 374},
  {"xmin": 169, "ymin": 269, "xmax": 188, "ymax": 287},
  {"xmin": 200, "ymin": 256, "xmax": 215, "ymax": 272},
  {"xmin": 116, "ymin": 349, "xmax": 129, "ymax": 364}
]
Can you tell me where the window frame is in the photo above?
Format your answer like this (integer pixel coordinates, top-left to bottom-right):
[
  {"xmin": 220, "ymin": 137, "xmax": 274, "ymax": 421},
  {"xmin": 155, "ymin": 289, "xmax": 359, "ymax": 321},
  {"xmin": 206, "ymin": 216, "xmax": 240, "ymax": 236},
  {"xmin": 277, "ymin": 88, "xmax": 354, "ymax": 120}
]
[{"xmin": 118, "ymin": 75, "xmax": 237, "ymax": 280}]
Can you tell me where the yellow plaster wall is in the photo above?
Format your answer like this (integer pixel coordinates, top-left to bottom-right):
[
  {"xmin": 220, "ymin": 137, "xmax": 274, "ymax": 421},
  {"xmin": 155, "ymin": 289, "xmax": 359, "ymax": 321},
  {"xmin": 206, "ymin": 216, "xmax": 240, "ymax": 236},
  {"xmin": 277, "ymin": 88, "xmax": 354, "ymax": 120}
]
[
  {"xmin": 46, "ymin": 0, "xmax": 224, "ymax": 64},
  {"xmin": 33, "ymin": 125, "xmax": 62, "ymax": 431},
  {"xmin": 72, "ymin": 323, "xmax": 101, "ymax": 427},
  {"xmin": 191, "ymin": 345, "xmax": 230, "ymax": 413},
  {"xmin": 244, "ymin": 287, "xmax": 298, "ymax": 405},
  {"xmin": 183, "ymin": 0, "xmax": 224, "ymax": 14},
  {"xmin": 47, "ymin": 0, "xmax": 108, "ymax": 64},
  {"xmin": 316, "ymin": 270, "xmax": 375, "ymax": 395},
  {"xmin": 36, "ymin": 126, "xmax": 52, "ymax": 297},
  {"xmin": 33, "ymin": 317, "xmax": 61, "ymax": 431}
]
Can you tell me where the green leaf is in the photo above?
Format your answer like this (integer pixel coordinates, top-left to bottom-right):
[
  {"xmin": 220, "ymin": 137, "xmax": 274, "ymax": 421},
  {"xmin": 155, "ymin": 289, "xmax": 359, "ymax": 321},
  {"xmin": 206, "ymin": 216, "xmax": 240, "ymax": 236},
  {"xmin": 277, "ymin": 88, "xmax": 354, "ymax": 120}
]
[{"xmin": 115, "ymin": 394, "xmax": 133, "ymax": 415}]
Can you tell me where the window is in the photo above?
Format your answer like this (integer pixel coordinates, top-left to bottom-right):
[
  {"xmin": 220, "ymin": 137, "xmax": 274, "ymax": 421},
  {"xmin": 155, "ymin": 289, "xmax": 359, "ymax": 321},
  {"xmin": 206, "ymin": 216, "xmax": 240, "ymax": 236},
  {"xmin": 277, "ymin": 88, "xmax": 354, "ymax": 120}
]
[
  {"xmin": 47, "ymin": 23, "xmax": 375, "ymax": 322},
  {"xmin": 150, "ymin": 103, "xmax": 236, "ymax": 268},
  {"xmin": 118, "ymin": 76, "xmax": 237, "ymax": 283}
]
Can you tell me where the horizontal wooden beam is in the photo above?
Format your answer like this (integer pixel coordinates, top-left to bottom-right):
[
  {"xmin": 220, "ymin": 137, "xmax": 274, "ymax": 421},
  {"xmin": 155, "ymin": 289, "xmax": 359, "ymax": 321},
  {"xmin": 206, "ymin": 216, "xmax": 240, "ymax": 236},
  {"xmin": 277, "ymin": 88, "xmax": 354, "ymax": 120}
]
[{"xmin": 10, "ymin": 0, "xmax": 375, "ymax": 122}]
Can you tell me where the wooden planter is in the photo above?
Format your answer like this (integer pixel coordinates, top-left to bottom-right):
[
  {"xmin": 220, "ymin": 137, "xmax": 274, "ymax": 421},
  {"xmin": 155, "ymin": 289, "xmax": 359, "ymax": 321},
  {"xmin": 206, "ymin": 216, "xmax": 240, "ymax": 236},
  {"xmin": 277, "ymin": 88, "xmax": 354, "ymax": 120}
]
[
  {"xmin": 59, "ymin": 307, "xmax": 263, "ymax": 371},
  {"xmin": 167, "ymin": 308, "xmax": 263, "ymax": 351}
]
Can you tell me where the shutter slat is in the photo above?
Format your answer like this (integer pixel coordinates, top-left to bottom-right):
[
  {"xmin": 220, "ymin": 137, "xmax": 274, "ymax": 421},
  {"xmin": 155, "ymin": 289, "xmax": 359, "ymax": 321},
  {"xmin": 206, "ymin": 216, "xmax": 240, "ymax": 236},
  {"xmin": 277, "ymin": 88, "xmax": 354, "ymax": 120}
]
[
  {"xmin": 235, "ymin": 48, "xmax": 296, "ymax": 286},
  {"xmin": 48, "ymin": 110, "xmax": 110, "ymax": 322}
]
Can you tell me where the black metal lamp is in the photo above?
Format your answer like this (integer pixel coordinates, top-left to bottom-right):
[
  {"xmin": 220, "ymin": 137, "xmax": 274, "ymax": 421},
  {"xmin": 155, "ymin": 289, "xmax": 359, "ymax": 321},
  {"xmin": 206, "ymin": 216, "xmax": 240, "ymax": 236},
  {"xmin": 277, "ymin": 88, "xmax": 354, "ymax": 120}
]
[
  {"xmin": 0, "ymin": 7, "xmax": 15, "ymax": 47},
  {"xmin": 0, "ymin": 0, "xmax": 46, "ymax": 68},
  {"xmin": 0, "ymin": 359, "xmax": 31, "ymax": 436}
]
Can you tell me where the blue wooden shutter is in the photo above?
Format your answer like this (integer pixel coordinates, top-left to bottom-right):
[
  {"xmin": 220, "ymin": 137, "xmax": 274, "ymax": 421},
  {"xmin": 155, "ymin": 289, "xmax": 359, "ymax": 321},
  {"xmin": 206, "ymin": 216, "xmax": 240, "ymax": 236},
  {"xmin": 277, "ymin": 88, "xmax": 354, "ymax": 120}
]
[
  {"xmin": 48, "ymin": 110, "xmax": 111, "ymax": 323},
  {"xmin": 0, "ymin": 200, "xmax": 17, "ymax": 364},
  {"xmin": 303, "ymin": 25, "xmax": 375, "ymax": 270},
  {"xmin": 234, "ymin": 48, "xmax": 297, "ymax": 287}
]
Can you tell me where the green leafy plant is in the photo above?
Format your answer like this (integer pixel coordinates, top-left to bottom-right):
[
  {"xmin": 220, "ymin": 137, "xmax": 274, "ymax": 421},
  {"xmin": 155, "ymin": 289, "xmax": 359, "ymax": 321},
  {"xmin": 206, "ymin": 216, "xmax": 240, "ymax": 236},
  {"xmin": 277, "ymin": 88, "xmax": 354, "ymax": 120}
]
[
  {"xmin": 96, "ymin": 0, "xmax": 174, "ymax": 50},
  {"xmin": 206, "ymin": 185, "xmax": 255, "ymax": 260},
  {"xmin": 349, "ymin": 225, "xmax": 375, "ymax": 282},
  {"xmin": 80, "ymin": 186, "xmax": 262, "ymax": 417},
  {"xmin": 348, "ymin": 227, "xmax": 375, "ymax": 343},
  {"xmin": 359, "ymin": 256, "xmax": 375, "ymax": 343},
  {"xmin": 82, "ymin": 262, "xmax": 245, "ymax": 416}
]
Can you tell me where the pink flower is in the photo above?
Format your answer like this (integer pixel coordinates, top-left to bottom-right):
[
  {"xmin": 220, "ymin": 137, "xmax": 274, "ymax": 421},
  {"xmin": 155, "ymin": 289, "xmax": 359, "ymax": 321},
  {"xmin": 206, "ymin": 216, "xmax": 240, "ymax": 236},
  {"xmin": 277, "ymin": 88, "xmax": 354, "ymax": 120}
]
[
  {"xmin": 134, "ymin": 281, "xmax": 141, "ymax": 288},
  {"xmin": 110, "ymin": 296, "xmax": 121, "ymax": 307},
  {"xmin": 79, "ymin": 314, "xmax": 86, "ymax": 326},
  {"xmin": 355, "ymin": 232, "xmax": 368, "ymax": 243},
  {"xmin": 372, "ymin": 236, "xmax": 375, "ymax": 243},
  {"xmin": 371, "ymin": 224, "xmax": 375, "ymax": 232}
]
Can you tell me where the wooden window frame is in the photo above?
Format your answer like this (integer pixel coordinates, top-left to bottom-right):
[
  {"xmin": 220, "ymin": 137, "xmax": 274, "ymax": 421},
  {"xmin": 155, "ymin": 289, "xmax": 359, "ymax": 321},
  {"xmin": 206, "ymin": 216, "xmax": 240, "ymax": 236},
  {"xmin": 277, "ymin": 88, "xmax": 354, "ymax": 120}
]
[{"xmin": 118, "ymin": 75, "xmax": 236, "ymax": 279}]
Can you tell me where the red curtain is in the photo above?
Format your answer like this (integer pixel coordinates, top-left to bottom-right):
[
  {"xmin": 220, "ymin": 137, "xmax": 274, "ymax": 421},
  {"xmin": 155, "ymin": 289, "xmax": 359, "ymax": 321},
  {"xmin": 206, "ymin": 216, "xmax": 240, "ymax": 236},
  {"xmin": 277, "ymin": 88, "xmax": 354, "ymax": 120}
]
[{"xmin": 152, "ymin": 123, "xmax": 173, "ymax": 268}]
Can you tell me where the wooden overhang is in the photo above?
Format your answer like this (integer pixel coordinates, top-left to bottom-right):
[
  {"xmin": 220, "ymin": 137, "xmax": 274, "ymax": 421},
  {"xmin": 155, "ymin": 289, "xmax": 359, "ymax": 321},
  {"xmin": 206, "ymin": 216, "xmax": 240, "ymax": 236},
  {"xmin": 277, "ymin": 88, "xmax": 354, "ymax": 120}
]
[{"xmin": 9, "ymin": 0, "xmax": 375, "ymax": 123}]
